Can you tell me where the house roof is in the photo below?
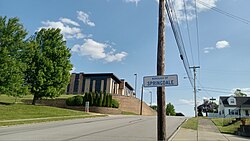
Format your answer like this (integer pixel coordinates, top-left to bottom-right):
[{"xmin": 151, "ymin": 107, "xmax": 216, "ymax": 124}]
[{"xmin": 220, "ymin": 96, "xmax": 250, "ymax": 108}]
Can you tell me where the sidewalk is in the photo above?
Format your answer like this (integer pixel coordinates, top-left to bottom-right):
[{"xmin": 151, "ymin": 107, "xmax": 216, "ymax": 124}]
[{"xmin": 170, "ymin": 118, "xmax": 249, "ymax": 141}]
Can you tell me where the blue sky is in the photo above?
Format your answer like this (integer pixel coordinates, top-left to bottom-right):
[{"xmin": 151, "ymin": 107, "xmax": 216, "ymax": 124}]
[{"xmin": 1, "ymin": 0, "xmax": 250, "ymax": 116}]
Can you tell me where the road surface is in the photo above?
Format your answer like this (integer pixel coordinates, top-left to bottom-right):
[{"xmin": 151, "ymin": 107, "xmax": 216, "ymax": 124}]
[{"xmin": 0, "ymin": 115, "xmax": 186, "ymax": 141}]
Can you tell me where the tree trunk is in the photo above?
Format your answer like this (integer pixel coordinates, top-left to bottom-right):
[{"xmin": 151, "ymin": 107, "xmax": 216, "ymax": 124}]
[{"xmin": 32, "ymin": 94, "xmax": 38, "ymax": 105}]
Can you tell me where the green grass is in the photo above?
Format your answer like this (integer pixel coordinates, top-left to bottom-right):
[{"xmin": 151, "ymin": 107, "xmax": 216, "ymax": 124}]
[
  {"xmin": 0, "ymin": 103, "xmax": 106, "ymax": 126},
  {"xmin": 211, "ymin": 118, "xmax": 241, "ymax": 134},
  {"xmin": 0, "ymin": 94, "xmax": 33, "ymax": 104},
  {"xmin": 0, "ymin": 104, "xmax": 89, "ymax": 120},
  {"xmin": 0, "ymin": 94, "xmax": 75, "ymax": 104},
  {"xmin": 181, "ymin": 117, "xmax": 198, "ymax": 130},
  {"xmin": 0, "ymin": 94, "xmax": 107, "ymax": 126}
]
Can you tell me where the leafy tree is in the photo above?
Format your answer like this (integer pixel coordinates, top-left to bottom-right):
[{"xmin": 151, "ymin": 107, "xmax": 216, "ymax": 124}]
[
  {"xmin": 150, "ymin": 105, "xmax": 157, "ymax": 111},
  {"xmin": 234, "ymin": 89, "xmax": 247, "ymax": 97},
  {"xmin": 25, "ymin": 28, "xmax": 72, "ymax": 105},
  {"xmin": 0, "ymin": 16, "xmax": 29, "ymax": 100},
  {"xmin": 166, "ymin": 102, "xmax": 176, "ymax": 116},
  {"xmin": 197, "ymin": 99, "xmax": 218, "ymax": 117}
]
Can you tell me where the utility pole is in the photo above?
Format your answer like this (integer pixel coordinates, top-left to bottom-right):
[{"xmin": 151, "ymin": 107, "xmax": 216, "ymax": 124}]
[
  {"xmin": 150, "ymin": 91, "xmax": 152, "ymax": 106},
  {"xmin": 134, "ymin": 74, "xmax": 137, "ymax": 97},
  {"xmin": 189, "ymin": 66, "xmax": 200, "ymax": 117},
  {"xmin": 157, "ymin": 0, "xmax": 166, "ymax": 140},
  {"xmin": 140, "ymin": 84, "xmax": 144, "ymax": 115}
]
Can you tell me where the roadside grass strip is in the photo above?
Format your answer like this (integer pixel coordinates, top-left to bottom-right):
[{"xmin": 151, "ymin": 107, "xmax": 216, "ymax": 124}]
[
  {"xmin": 0, "ymin": 103, "xmax": 106, "ymax": 126},
  {"xmin": 181, "ymin": 117, "xmax": 199, "ymax": 130},
  {"xmin": 211, "ymin": 118, "xmax": 241, "ymax": 134}
]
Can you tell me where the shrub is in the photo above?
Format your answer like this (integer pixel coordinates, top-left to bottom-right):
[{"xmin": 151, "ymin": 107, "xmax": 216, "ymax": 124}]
[
  {"xmin": 98, "ymin": 92, "xmax": 103, "ymax": 107},
  {"xmin": 65, "ymin": 95, "xmax": 83, "ymax": 106},
  {"xmin": 112, "ymin": 99, "xmax": 119, "ymax": 108},
  {"xmin": 74, "ymin": 95, "xmax": 83, "ymax": 106},
  {"xmin": 66, "ymin": 97, "xmax": 75, "ymax": 106},
  {"xmin": 102, "ymin": 92, "xmax": 107, "ymax": 107}
]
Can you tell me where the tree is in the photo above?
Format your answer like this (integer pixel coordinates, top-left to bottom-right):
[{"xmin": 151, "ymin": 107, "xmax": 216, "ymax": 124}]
[
  {"xmin": 234, "ymin": 89, "xmax": 247, "ymax": 97},
  {"xmin": 0, "ymin": 16, "xmax": 29, "ymax": 100},
  {"xmin": 25, "ymin": 28, "xmax": 72, "ymax": 105},
  {"xmin": 166, "ymin": 103, "xmax": 176, "ymax": 116},
  {"xmin": 150, "ymin": 105, "xmax": 157, "ymax": 111},
  {"xmin": 197, "ymin": 99, "xmax": 218, "ymax": 117}
]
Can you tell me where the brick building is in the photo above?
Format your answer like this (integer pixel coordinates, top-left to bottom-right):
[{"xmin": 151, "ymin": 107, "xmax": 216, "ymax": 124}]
[{"xmin": 66, "ymin": 73, "xmax": 134, "ymax": 97}]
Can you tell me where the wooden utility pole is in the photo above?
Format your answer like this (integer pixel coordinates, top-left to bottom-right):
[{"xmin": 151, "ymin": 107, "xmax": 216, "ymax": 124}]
[
  {"xmin": 157, "ymin": 0, "xmax": 166, "ymax": 140},
  {"xmin": 140, "ymin": 84, "xmax": 143, "ymax": 115},
  {"xmin": 189, "ymin": 66, "xmax": 200, "ymax": 117}
]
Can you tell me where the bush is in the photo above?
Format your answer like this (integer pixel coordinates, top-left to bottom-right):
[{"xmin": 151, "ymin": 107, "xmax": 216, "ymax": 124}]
[
  {"xmin": 112, "ymin": 99, "xmax": 119, "ymax": 108},
  {"xmin": 66, "ymin": 97, "xmax": 75, "ymax": 106},
  {"xmin": 65, "ymin": 95, "xmax": 83, "ymax": 106},
  {"xmin": 74, "ymin": 95, "xmax": 83, "ymax": 106}
]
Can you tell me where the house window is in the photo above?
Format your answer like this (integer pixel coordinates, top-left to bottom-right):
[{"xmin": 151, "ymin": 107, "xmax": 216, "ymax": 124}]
[
  {"xmin": 234, "ymin": 109, "xmax": 238, "ymax": 115},
  {"xmin": 230, "ymin": 99, "xmax": 235, "ymax": 104}
]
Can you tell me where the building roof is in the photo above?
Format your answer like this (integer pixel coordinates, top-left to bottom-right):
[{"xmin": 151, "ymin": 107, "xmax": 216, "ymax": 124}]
[
  {"xmin": 84, "ymin": 73, "xmax": 121, "ymax": 83},
  {"xmin": 72, "ymin": 72, "xmax": 134, "ymax": 90},
  {"xmin": 220, "ymin": 96, "xmax": 250, "ymax": 108},
  {"xmin": 125, "ymin": 82, "xmax": 134, "ymax": 90}
]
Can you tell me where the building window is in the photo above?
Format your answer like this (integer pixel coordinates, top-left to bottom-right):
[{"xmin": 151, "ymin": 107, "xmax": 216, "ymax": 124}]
[{"xmin": 73, "ymin": 74, "xmax": 79, "ymax": 93}]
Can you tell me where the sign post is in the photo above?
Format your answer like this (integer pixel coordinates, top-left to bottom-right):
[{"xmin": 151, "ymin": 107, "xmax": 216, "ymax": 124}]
[{"xmin": 143, "ymin": 74, "xmax": 178, "ymax": 140}]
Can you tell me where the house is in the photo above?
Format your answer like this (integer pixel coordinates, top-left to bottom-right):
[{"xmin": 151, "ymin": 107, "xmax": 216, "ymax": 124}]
[
  {"xmin": 66, "ymin": 73, "xmax": 134, "ymax": 97},
  {"xmin": 218, "ymin": 96, "xmax": 250, "ymax": 118}
]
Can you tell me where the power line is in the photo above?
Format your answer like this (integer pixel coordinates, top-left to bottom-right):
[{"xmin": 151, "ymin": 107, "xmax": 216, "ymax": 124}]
[
  {"xmin": 165, "ymin": 0, "xmax": 194, "ymax": 88},
  {"xmin": 197, "ymin": 0, "xmax": 250, "ymax": 25},
  {"xmin": 194, "ymin": 0, "xmax": 201, "ymax": 67},
  {"xmin": 183, "ymin": 0, "xmax": 194, "ymax": 66}
]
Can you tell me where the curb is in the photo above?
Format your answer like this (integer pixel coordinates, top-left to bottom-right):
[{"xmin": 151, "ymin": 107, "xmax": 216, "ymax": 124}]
[
  {"xmin": 168, "ymin": 118, "xmax": 188, "ymax": 141},
  {"xmin": 0, "ymin": 115, "xmax": 105, "ymax": 123}
]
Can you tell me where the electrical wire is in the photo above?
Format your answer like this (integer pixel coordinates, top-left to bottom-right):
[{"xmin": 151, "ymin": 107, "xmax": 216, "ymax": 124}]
[
  {"xmin": 165, "ymin": 0, "xmax": 194, "ymax": 88},
  {"xmin": 183, "ymin": 0, "xmax": 195, "ymax": 66},
  {"xmin": 197, "ymin": 0, "xmax": 250, "ymax": 25},
  {"xmin": 194, "ymin": 0, "xmax": 201, "ymax": 67}
]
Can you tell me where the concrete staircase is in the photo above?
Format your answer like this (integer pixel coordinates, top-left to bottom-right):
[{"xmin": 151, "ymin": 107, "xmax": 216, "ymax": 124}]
[{"xmin": 113, "ymin": 95, "xmax": 157, "ymax": 116}]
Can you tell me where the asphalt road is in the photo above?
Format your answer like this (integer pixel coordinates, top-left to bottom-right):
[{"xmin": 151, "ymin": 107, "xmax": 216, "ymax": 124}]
[{"xmin": 0, "ymin": 115, "xmax": 186, "ymax": 141}]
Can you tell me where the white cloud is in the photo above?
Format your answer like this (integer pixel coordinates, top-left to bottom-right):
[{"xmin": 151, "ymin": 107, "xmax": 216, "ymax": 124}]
[
  {"xmin": 204, "ymin": 40, "xmax": 230, "ymax": 53},
  {"xmin": 105, "ymin": 52, "xmax": 128, "ymax": 62},
  {"xmin": 216, "ymin": 40, "xmax": 230, "ymax": 49},
  {"xmin": 124, "ymin": 0, "xmax": 140, "ymax": 5},
  {"xmin": 196, "ymin": 0, "xmax": 218, "ymax": 12},
  {"xmin": 203, "ymin": 47, "xmax": 214, "ymax": 53},
  {"xmin": 71, "ymin": 39, "xmax": 127, "ymax": 63},
  {"xmin": 60, "ymin": 18, "xmax": 80, "ymax": 26},
  {"xmin": 179, "ymin": 99, "xmax": 194, "ymax": 106},
  {"xmin": 40, "ymin": 20, "xmax": 84, "ymax": 39},
  {"xmin": 77, "ymin": 11, "xmax": 95, "ymax": 27},
  {"xmin": 159, "ymin": 0, "xmax": 218, "ymax": 22}
]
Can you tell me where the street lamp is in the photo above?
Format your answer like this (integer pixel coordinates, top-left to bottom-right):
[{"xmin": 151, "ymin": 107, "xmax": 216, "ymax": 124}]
[
  {"xmin": 149, "ymin": 91, "xmax": 152, "ymax": 106},
  {"xmin": 134, "ymin": 74, "xmax": 137, "ymax": 97}
]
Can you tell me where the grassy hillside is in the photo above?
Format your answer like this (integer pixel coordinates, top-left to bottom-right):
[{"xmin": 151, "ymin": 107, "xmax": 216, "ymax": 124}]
[{"xmin": 0, "ymin": 95, "xmax": 104, "ymax": 126}]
